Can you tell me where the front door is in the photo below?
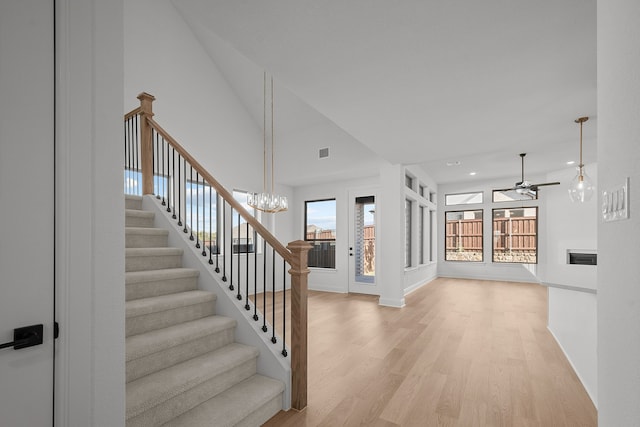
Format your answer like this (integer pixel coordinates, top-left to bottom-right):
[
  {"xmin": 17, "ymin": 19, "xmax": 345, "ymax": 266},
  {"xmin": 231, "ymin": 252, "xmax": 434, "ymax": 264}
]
[
  {"xmin": 0, "ymin": 1, "xmax": 55, "ymax": 425},
  {"xmin": 348, "ymin": 188, "xmax": 378, "ymax": 295}
]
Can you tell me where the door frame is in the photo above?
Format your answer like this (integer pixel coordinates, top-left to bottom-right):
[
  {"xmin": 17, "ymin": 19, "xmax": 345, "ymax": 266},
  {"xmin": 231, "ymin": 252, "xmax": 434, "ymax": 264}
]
[
  {"xmin": 54, "ymin": 0, "xmax": 125, "ymax": 425},
  {"xmin": 347, "ymin": 186, "xmax": 380, "ymax": 295}
]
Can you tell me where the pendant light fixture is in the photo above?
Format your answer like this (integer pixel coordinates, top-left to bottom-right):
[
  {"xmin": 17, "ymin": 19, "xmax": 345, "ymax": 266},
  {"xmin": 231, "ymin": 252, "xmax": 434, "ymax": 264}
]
[
  {"xmin": 568, "ymin": 116, "xmax": 595, "ymax": 203},
  {"xmin": 247, "ymin": 72, "xmax": 288, "ymax": 213}
]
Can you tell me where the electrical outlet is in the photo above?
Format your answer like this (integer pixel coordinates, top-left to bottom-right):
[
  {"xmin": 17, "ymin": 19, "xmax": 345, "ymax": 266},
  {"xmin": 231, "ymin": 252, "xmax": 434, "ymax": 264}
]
[{"xmin": 602, "ymin": 177, "xmax": 630, "ymax": 222}]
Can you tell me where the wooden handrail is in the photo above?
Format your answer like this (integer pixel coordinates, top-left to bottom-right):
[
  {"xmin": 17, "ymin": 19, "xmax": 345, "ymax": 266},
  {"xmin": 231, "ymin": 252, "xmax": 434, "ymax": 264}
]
[{"xmin": 146, "ymin": 116, "xmax": 293, "ymax": 265}]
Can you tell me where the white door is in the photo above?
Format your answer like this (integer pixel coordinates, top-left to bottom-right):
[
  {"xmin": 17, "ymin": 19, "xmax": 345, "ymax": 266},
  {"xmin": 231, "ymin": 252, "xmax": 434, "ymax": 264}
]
[
  {"xmin": 348, "ymin": 188, "xmax": 378, "ymax": 295},
  {"xmin": 0, "ymin": 2, "xmax": 55, "ymax": 425}
]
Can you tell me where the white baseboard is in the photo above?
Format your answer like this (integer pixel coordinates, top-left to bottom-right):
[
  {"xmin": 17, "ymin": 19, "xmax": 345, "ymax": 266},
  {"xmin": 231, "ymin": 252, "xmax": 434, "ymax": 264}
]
[
  {"xmin": 404, "ymin": 275, "xmax": 437, "ymax": 296},
  {"xmin": 378, "ymin": 297, "xmax": 405, "ymax": 308}
]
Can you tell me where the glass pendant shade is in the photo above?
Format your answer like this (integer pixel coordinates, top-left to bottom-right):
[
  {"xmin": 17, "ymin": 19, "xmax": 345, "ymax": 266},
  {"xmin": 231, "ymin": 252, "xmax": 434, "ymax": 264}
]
[
  {"xmin": 568, "ymin": 169, "xmax": 594, "ymax": 203},
  {"xmin": 247, "ymin": 192, "xmax": 288, "ymax": 213}
]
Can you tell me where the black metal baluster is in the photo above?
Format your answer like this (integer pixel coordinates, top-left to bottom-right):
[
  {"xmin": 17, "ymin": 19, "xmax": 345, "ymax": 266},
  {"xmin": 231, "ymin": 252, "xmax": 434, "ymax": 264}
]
[
  {"xmin": 123, "ymin": 120, "xmax": 129, "ymax": 194},
  {"xmin": 134, "ymin": 116, "xmax": 139, "ymax": 195},
  {"xmin": 195, "ymin": 172, "xmax": 201, "ymax": 249},
  {"xmin": 237, "ymin": 212, "xmax": 242, "ymax": 301},
  {"xmin": 228, "ymin": 205, "xmax": 233, "ymax": 290},
  {"xmin": 166, "ymin": 140, "xmax": 171, "ymax": 212},
  {"xmin": 202, "ymin": 178, "xmax": 207, "ymax": 257},
  {"xmin": 189, "ymin": 166, "xmax": 194, "ymax": 241},
  {"xmin": 262, "ymin": 239, "xmax": 267, "ymax": 332},
  {"xmin": 215, "ymin": 193, "xmax": 220, "ymax": 273},
  {"xmin": 155, "ymin": 130, "xmax": 160, "ymax": 199},
  {"xmin": 253, "ymin": 233, "xmax": 259, "ymax": 321},
  {"xmin": 282, "ymin": 258, "xmax": 287, "ymax": 357},
  {"xmin": 271, "ymin": 247, "xmax": 277, "ymax": 344},
  {"xmin": 221, "ymin": 200, "xmax": 227, "ymax": 281},
  {"xmin": 183, "ymin": 159, "xmax": 188, "ymax": 233},
  {"xmin": 177, "ymin": 157, "xmax": 182, "ymax": 227},
  {"xmin": 208, "ymin": 186, "xmax": 214, "ymax": 264},
  {"xmin": 160, "ymin": 134, "xmax": 165, "ymax": 205},
  {"xmin": 245, "ymin": 221, "xmax": 250, "ymax": 310},
  {"xmin": 170, "ymin": 147, "xmax": 176, "ymax": 217}
]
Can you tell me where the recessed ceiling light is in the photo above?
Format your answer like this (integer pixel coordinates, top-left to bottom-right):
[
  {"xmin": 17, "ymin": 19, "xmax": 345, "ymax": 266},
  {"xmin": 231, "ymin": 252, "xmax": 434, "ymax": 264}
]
[
  {"xmin": 446, "ymin": 161, "xmax": 461, "ymax": 167},
  {"xmin": 469, "ymin": 172, "xmax": 477, "ymax": 176},
  {"xmin": 566, "ymin": 160, "xmax": 576, "ymax": 165}
]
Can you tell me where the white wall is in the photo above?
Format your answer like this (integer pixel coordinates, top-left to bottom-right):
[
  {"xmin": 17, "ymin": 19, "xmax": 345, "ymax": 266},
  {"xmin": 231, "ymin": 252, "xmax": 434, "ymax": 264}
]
[
  {"xmin": 293, "ymin": 176, "xmax": 378, "ymax": 293},
  {"xmin": 597, "ymin": 1, "xmax": 640, "ymax": 424},
  {"xmin": 542, "ymin": 164, "xmax": 598, "ymax": 407},
  {"xmin": 437, "ymin": 177, "xmax": 545, "ymax": 283},
  {"xmin": 124, "ymin": 0, "xmax": 263, "ymax": 193},
  {"xmin": 543, "ymin": 165, "xmax": 598, "ymax": 266}
]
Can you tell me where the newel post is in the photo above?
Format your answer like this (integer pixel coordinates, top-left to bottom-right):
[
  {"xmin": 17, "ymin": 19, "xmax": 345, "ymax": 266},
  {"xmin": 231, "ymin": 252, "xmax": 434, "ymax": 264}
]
[
  {"xmin": 287, "ymin": 240, "xmax": 312, "ymax": 410},
  {"xmin": 137, "ymin": 92, "xmax": 155, "ymax": 195}
]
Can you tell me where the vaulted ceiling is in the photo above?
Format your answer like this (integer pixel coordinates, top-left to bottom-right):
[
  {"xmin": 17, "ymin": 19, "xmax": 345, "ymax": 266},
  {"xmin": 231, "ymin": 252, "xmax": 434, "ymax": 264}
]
[{"xmin": 172, "ymin": 0, "xmax": 597, "ymax": 186}]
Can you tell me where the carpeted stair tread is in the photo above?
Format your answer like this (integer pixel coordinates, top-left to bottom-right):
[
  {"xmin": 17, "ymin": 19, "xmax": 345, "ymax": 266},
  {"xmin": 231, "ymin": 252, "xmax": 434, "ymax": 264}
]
[
  {"xmin": 126, "ymin": 315, "xmax": 236, "ymax": 362},
  {"xmin": 126, "ymin": 343, "xmax": 259, "ymax": 421},
  {"xmin": 125, "ymin": 227, "xmax": 169, "ymax": 248},
  {"xmin": 125, "ymin": 247, "xmax": 184, "ymax": 272},
  {"xmin": 125, "ymin": 268, "xmax": 199, "ymax": 301},
  {"xmin": 125, "ymin": 195, "xmax": 143, "ymax": 210},
  {"xmin": 125, "ymin": 209, "xmax": 155, "ymax": 227},
  {"xmin": 126, "ymin": 290, "xmax": 215, "ymax": 319},
  {"xmin": 126, "ymin": 268, "xmax": 199, "ymax": 284},
  {"xmin": 162, "ymin": 374, "xmax": 284, "ymax": 427}
]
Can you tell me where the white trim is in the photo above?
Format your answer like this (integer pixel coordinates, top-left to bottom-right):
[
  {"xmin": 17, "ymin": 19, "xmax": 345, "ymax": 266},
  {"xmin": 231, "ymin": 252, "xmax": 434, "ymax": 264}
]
[
  {"xmin": 404, "ymin": 275, "xmax": 437, "ymax": 296},
  {"xmin": 55, "ymin": 0, "xmax": 125, "ymax": 425},
  {"xmin": 378, "ymin": 297, "xmax": 406, "ymax": 308}
]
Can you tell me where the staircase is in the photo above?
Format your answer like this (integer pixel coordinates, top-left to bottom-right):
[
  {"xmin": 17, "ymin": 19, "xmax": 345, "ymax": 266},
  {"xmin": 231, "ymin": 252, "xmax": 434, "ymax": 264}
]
[{"xmin": 124, "ymin": 194, "xmax": 284, "ymax": 427}]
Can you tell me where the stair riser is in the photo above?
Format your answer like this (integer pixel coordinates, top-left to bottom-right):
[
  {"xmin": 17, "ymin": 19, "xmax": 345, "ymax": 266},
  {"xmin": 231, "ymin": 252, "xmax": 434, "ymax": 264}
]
[
  {"xmin": 127, "ymin": 328, "xmax": 235, "ymax": 383},
  {"xmin": 126, "ymin": 359, "xmax": 257, "ymax": 427},
  {"xmin": 126, "ymin": 300, "xmax": 215, "ymax": 337},
  {"xmin": 126, "ymin": 254, "xmax": 182, "ymax": 272},
  {"xmin": 126, "ymin": 276, "xmax": 198, "ymax": 301},
  {"xmin": 235, "ymin": 394, "xmax": 284, "ymax": 427},
  {"xmin": 125, "ymin": 233, "xmax": 168, "ymax": 248},
  {"xmin": 125, "ymin": 198, "xmax": 142, "ymax": 210},
  {"xmin": 125, "ymin": 216, "xmax": 154, "ymax": 228}
]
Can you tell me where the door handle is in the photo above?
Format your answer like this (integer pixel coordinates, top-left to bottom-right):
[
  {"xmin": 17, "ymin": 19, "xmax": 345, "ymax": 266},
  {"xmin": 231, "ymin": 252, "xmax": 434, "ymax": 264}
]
[{"xmin": 0, "ymin": 324, "xmax": 43, "ymax": 350}]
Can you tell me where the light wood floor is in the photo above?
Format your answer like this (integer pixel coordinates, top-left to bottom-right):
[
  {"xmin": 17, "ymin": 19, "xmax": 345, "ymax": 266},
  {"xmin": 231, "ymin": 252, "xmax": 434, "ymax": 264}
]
[{"xmin": 259, "ymin": 278, "xmax": 597, "ymax": 427}]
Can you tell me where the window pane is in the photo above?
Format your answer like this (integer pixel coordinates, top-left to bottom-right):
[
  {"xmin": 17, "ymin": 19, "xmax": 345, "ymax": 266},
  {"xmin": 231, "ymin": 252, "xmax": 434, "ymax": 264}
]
[
  {"xmin": 445, "ymin": 192, "xmax": 483, "ymax": 205},
  {"xmin": 492, "ymin": 189, "xmax": 538, "ymax": 202},
  {"xmin": 305, "ymin": 199, "xmax": 336, "ymax": 268},
  {"xmin": 445, "ymin": 210, "xmax": 483, "ymax": 261},
  {"xmin": 232, "ymin": 190, "xmax": 257, "ymax": 253},
  {"xmin": 492, "ymin": 207, "xmax": 537, "ymax": 263},
  {"xmin": 405, "ymin": 199, "xmax": 412, "ymax": 268},
  {"xmin": 419, "ymin": 206, "xmax": 425, "ymax": 264},
  {"xmin": 185, "ymin": 180, "xmax": 219, "ymax": 254},
  {"xmin": 405, "ymin": 175, "xmax": 413, "ymax": 190}
]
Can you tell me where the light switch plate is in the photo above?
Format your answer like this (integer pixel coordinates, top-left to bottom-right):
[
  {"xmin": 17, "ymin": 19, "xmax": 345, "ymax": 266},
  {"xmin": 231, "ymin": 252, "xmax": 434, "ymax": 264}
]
[{"xmin": 602, "ymin": 177, "xmax": 630, "ymax": 222}]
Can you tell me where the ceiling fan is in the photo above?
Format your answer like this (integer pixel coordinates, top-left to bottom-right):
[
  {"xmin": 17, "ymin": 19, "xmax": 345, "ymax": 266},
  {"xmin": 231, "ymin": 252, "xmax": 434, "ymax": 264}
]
[{"xmin": 495, "ymin": 153, "xmax": 560, "ymax": 196}]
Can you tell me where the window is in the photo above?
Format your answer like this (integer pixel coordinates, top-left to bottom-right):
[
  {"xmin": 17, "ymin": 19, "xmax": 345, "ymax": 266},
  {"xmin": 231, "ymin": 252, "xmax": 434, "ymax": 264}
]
[
  {"xmin": 232, "ymin": 190, "xmax": 258, "ymax": 253},
  {"xmin": 184, "ymin": 180, "xmax": 220, "ymax": 253},
  {"xmin": 419, "ymin": 185, "xmax": 426, "ymax": 198},
  {"xmin": 445, "ymin": 191, "xmax": 483, "ymax": 206},
  {"xmin": 492, "ymin": 207, "xmax": 538, "ymax": 263},
  {"xmin": 492, "ymin": 189, "xmax": 538, "ymax": 202},
  {"xmin": 124, "ymin": 169, "xmax": 168, "ymax": 198},
  {"xmin": 445, "ymin": 210, "xmax": 483, "ymax": 261},
  {"xmin": 429, "ymin": 210, "xmax": 435, "ymax": 262},
  {"xmin": 419, "ymin": 206, "xmax": 425, "ymax": 264},
  {"xmin": 405, "ymin": 199, "xmax": 412, "ymax": 268},
  {"xmin": 305, "ymin": 199, "xmax": 336, "ymax": 268},
  {"xmin": 405, "ymin": 174, "xmax": 414, "ymax": 190}
]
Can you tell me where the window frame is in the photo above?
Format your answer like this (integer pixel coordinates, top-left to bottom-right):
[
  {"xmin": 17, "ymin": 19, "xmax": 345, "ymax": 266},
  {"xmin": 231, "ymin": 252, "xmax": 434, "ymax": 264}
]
[
  {"xmin": 304, "ymin": 198, "xmax": 337, "ymax": 269},
  {"xmin": 444, "ymin": 209, "xmax": 484, "ymax": 262},
  {"xmin": 445, "ymin": 191, "xmax": 484, "ymax": 206},
  {"xmin": 491, "ymin": 206, "xmax": 538, "ymax": 264}
]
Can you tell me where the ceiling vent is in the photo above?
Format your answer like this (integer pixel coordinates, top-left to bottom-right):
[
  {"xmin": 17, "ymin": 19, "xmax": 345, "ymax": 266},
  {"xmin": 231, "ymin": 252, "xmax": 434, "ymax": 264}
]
[{"xmin": 319, "ymin": 147, "xmax": 329, "ymax": 159}]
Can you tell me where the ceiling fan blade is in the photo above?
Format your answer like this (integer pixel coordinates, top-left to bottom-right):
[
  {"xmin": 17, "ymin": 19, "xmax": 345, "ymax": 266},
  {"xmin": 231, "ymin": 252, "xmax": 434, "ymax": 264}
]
[
  {"xmin": 532, "ymin": 181, "xmax": 561, "ymax": 187},
  {"xmin": 494, "ymin": 187, "xmax": 516, "ymax": 192}
]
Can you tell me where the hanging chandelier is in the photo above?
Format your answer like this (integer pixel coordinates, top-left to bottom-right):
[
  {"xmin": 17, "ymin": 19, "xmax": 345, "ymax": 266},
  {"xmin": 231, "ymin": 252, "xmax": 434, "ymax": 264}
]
[
  {"xmin": 247, "ymin": 72, "xmax": 288, "ymax": 213},
  {"xmin": 568, "ymin": 116, "xmax": 595, "ymax": 203}
]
